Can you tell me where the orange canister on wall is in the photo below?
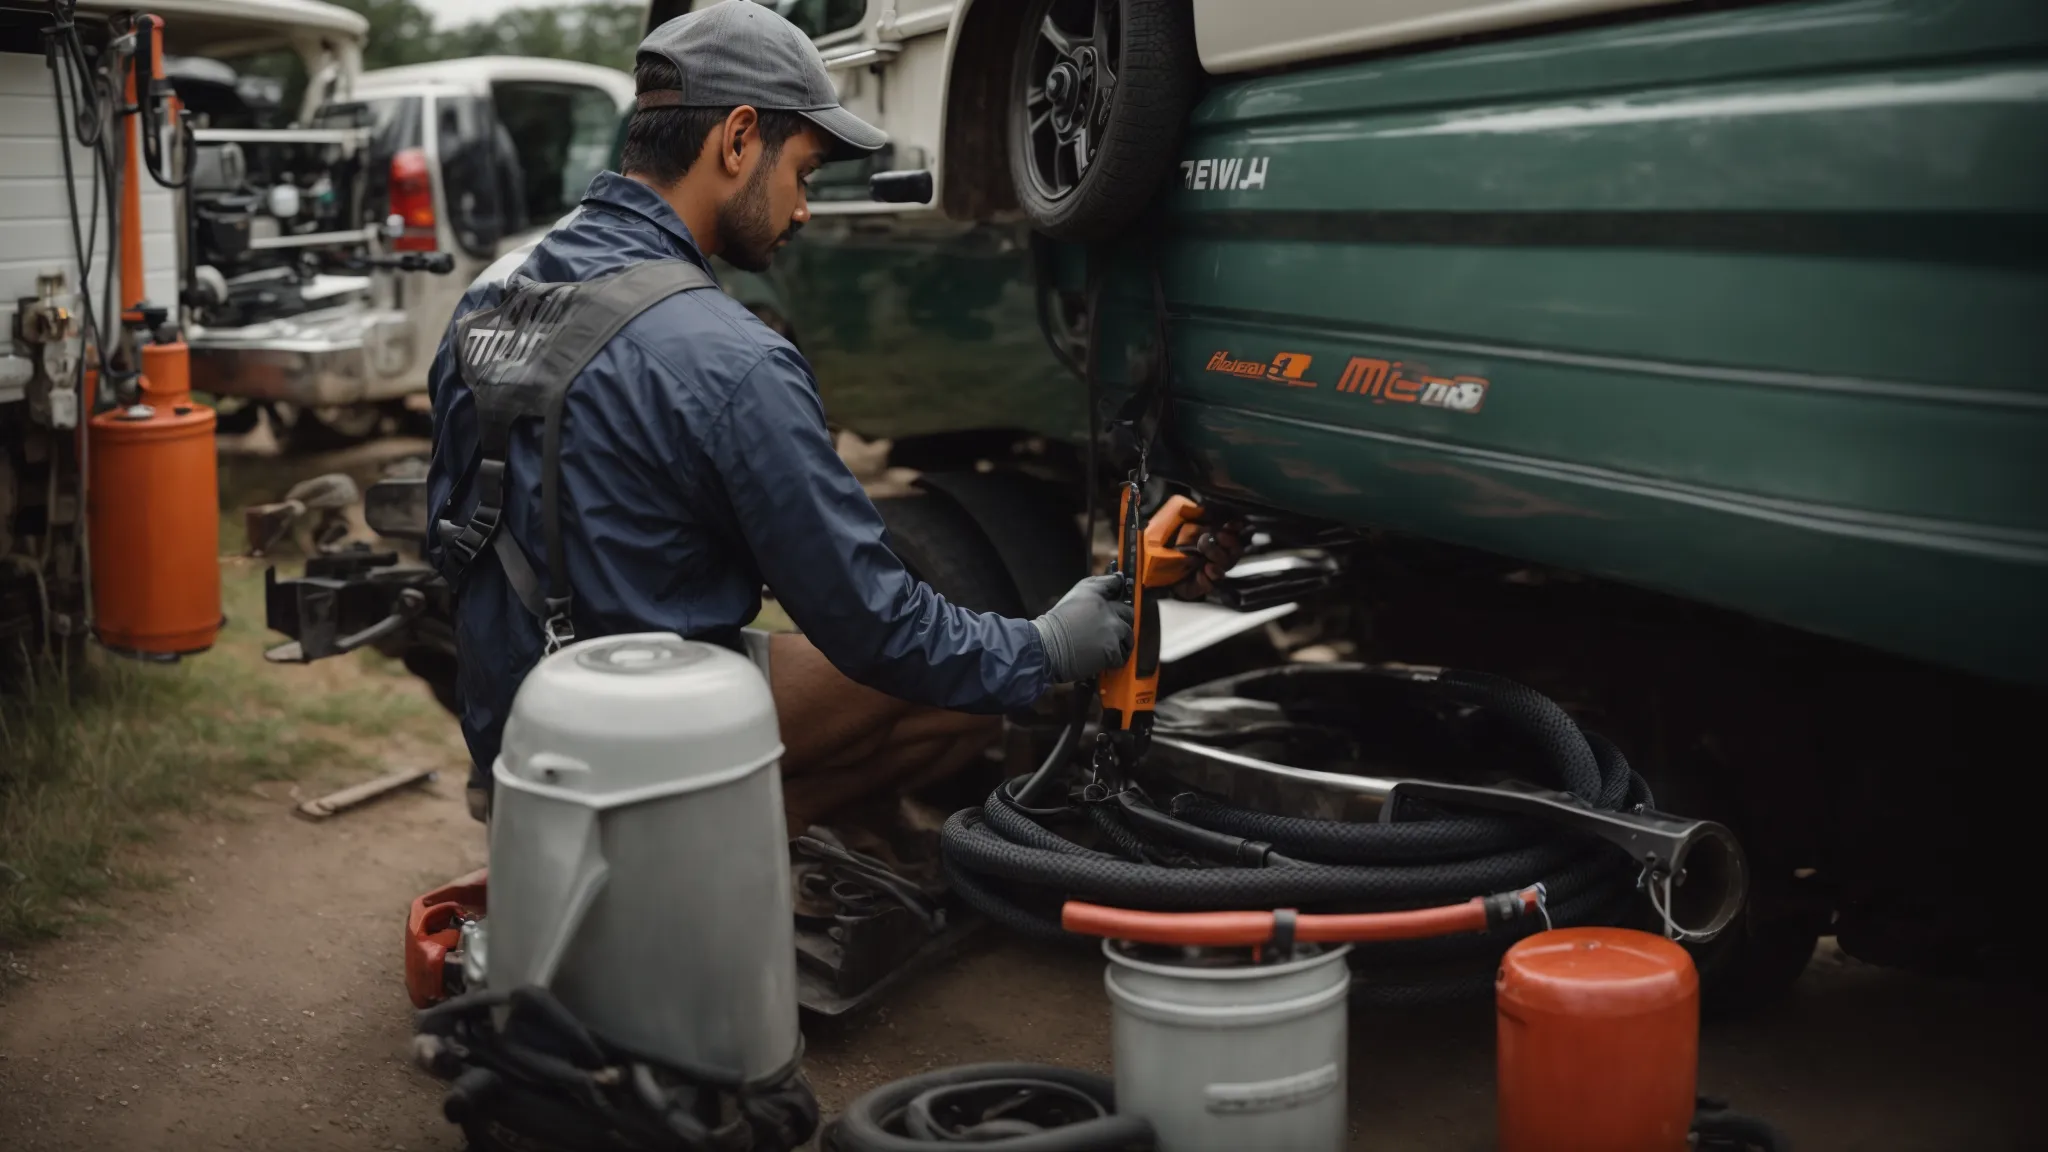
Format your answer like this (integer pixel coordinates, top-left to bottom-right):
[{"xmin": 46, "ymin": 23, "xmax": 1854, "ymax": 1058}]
[
  {"xmin": 87, "ymin": 339, "xmax": 222, "ymax": 658},
  {"xmin": 86, "ymin": 11, "xmax": 222, "ymax": 661},
  {"xmin": 1496, "ymin": 928, "xmax": 1699, "ymax": 1152}
]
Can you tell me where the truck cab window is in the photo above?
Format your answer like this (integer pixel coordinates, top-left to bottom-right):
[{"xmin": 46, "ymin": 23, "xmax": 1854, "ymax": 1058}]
[
  {"xmin": 437, "ymin": 95, "xmax": 514, "ymax": 258},
  {"xmin": 761, "ymin": 0, "xmax": 867, "ymax": 40},
  {"xmin": 491, "ymin": 82, "xmax": 621, "ymax": 234},
  {"xmin": 315, "ymin": 96, "xmax": 420, "ymax": 216}
]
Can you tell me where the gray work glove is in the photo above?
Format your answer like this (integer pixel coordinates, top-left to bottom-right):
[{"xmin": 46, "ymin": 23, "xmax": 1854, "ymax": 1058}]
[{"xmin": 1032, "ymin": 574, "xmax": 1135, "ymax": 683}]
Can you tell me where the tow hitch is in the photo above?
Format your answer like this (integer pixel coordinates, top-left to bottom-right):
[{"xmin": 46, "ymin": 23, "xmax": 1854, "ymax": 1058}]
[
  {"xmin": 262, "ymin": 548, "xmax": 435, "ymax": 663},
  {"xmin": 261, "ymin": 477, "xmax": 445, "ymax": 664}
]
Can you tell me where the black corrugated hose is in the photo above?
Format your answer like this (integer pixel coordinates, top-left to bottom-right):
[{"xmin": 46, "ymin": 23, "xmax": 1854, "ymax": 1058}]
[
  {"xmin": 824, "ymin": 1064, "xmax": 1153, "ymax": 1151},
  {"xmin": 940, "ymin": 670, "xmax": 1652, "ymax": 1003},
  {"xmin": 413, "ymin": 985, "xmax": 818, "ymax": 1152}
]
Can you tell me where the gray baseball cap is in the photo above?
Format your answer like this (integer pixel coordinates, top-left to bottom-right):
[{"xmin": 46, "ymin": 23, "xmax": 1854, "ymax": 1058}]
[{"xmin": 636, "ymin": 1, "xmax": 887, "ymax": 162}]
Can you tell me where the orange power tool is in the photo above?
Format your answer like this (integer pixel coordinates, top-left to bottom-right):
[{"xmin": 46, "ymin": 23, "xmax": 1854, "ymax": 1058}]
[{"xmin": 1096, "ymin": 483, "xmax": 1206, "ymax": 758}]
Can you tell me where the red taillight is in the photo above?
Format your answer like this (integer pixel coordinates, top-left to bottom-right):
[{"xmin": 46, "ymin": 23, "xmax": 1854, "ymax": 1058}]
[{"xmin": 389, "ymin": 147, "xmax": 437, "ymax": 252}]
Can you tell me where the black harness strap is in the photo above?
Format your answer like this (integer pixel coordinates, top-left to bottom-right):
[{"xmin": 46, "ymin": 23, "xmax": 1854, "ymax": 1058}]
[{"xmin": 437, "ymin": 259, "xmax": 719, "ymax": 651}]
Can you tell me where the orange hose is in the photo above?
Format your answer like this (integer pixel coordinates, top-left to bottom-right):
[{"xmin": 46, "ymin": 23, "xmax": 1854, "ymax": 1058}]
[
  {"xmin": 1299, "ymin": 900, "xmax": 1492, "ymax": 942},
  {"xmin": 1061, "ymin": 889, "xmax": 1540, "ymax": 947},
  {"xmin": 1062, "ymin": 905, "xmax": 1277, "ymax": 947},
  {"xmin": 118, "ymin": 30, "xmax": 145, "ymax": 319},
  {"xmin": 120, "ymin": 15, "xmax": 169, "ymax": 320}
]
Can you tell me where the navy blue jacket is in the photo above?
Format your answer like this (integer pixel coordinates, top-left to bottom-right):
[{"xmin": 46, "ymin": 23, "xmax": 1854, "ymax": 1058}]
[{"xmin": 426, "ymin": 172, "xmax": 1050, "ymax": 777}]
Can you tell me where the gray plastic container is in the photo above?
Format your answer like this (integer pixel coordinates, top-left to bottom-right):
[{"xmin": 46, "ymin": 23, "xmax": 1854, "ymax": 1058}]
[
  {"xmin": 486, "ymin": 633, "xmax": 797, "ymax": 1083},
  {"xmin": 1104, "ymin": 941, "xmax": 1351, "ymax": 1152}
]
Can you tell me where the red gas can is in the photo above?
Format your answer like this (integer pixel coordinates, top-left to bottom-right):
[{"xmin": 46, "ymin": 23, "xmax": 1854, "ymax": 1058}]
[{"xmin": 1496, "ymin": 928, "xmax": 1698, "ymax": 1152}]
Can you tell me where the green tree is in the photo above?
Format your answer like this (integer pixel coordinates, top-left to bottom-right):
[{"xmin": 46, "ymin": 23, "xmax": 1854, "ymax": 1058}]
[
  {"xmin": 335, "ymin": 0, "xmax": 644, "ymax": 72},
  {"xmin": 344, "ymin": 0, "xmax": 444, "ymax": 70},
  {"xmin": 218, "ymin": 0, "xmax": 645, "ymax": 119}
]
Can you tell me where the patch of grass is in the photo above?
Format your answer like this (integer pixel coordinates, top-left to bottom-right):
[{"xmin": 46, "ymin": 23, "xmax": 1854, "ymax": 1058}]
[{"xmin": 0, "ymin": 560, "xmax": 450, "ymax": 948}]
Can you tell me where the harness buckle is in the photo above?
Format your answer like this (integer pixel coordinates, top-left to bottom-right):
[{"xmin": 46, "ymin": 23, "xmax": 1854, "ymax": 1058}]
[
  {"xmin": 542, "ymin": 597, "xmax": 576, "ymax": 655},
  {"xmin": 436, "ymin": 519, "xmax": 478, "ymax": 566},
  {"xmin": 542, "ymin": 615, "xmax": 575, "ymax": 656},
  {"xmin": 438, "ymin": 503, "xmax": 501, "ymax": 569}
]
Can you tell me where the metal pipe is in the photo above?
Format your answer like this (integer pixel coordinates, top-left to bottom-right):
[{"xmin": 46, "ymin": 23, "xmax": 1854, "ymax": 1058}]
[
  {"xmin": 1153, "ymin": 736, "xmax": 1399, "ymax": 801},
  {"xmin": 246, "ymin": 226, "xmax": 385, "ymax": 251},
  {"xmin": 1150, "ymin": 736, "xmax": 1747, "ymax": 940},
  {"xmin": 118, "ymin": 26, "xmax": 147, "ymax": 321},
  {"xmin": 191, "ymin": 127, "xmax": 369, "ymax": 147}
]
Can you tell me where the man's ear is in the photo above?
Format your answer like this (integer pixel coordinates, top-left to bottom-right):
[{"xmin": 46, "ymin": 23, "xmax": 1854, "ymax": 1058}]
[{"xmin": 721, "ymin": 105, "xmax": 761, "ymax": 177}]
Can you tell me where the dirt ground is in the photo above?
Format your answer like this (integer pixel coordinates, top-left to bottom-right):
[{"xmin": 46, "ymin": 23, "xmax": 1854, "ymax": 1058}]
[{"xmin": 1, "ymin": 732, "xmax": 2039, "ymax": 1152}]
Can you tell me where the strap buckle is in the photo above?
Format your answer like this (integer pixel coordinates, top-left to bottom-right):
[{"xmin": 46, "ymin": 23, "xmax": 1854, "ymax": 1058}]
[
  {"xmin": 541, "ymin": 595, "xmax": 576, "ymax": 655},
  {"xmin": 542, "ymin": 613, "xmax": 576, "ymax": 656},
  {"xmin": 437, "ymin": 503, "xmax": 500, "ymax": 569}
]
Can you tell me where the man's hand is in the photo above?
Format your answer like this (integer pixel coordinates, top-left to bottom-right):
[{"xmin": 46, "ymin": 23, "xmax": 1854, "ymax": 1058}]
[
  {"xmin": 1032, "ymin": 574, "xmax": 1135, "ymax": 683},
  {"xmin": 1171, "ymin": 517, "xmax": 1249, "ymax": 601}
]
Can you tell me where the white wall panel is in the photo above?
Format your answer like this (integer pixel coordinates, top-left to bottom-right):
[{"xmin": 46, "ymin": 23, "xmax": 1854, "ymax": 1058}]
[{"xmin": 3, "ymin": 49, "xmax": 179, "ymax": 386}]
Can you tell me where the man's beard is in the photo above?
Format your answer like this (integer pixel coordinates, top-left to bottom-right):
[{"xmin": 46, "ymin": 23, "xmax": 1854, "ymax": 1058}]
[{"xmin": 715, "ymin": 157, "xmax": 802, "ymax": 273}]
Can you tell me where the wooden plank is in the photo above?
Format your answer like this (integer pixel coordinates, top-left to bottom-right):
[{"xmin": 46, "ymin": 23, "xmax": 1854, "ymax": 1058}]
[{"xmin": 293, "ymin": 766, "xmax": 438, "ymax": 821}]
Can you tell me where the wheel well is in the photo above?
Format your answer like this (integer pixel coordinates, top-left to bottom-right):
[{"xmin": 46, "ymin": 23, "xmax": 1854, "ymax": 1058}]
[
  {"xmin": 941, "ymin": 0, "xmax": 1026, "ymax": 220},
  {"xmin": 883, "ymin": 429, "xmax": 1042, "ymax": 474}
]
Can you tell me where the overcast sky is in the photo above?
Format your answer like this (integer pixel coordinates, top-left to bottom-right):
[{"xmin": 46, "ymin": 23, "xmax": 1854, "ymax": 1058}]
[{"xmin": 421, "ymin": 0, "xmax": 615, "ymax": 31}]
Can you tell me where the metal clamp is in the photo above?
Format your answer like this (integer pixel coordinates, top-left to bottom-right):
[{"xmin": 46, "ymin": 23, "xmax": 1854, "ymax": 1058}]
[{"xmin": 542, "ymin": 614, "xmax": 576, "ymax": 656}]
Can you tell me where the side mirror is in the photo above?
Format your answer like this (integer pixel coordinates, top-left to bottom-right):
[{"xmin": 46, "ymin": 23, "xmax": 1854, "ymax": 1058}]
[{"xmin": 868, "ymin": 169, "xmax": 933, "ymax": 205}]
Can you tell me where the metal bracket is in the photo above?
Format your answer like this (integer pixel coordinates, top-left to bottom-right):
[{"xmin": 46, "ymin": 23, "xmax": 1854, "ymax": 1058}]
[
  {"xmin": 1210, "ymin": 552, "xmax": 1339, "ymax": 612},
  {"xmin": 821, "ymin": 43, "xmax": 901, "ymax": 70}
]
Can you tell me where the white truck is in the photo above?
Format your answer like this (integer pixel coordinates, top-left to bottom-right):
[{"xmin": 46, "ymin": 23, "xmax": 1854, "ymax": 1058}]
[
  {"xmin": 342, "ymin": 55, "xmax": 636, "ymax": 379},
  {"xmin": 2, "ymin": 0, "xmax": 440, "ymax": 658}
]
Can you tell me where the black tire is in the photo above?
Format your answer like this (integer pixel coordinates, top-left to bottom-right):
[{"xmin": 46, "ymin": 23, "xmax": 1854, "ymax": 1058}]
[
  {"xmin": 1007, "ymin": 0, "xmax": 1198, "ymax": 241},
  {"xmin": 873, "ymin": 494, "xmax": 1026, "ymax": 617},
  {"xmin": 914, "ymin": 471, "xmax": 1085, "ymax": 616},
  {"xmin": 212, "ymin": 398, "xmax": 264, "ymax": 436},
  {"xmin": 828, "ymin": 1063, "xmax": 1147, "ymax": 1152},
  {"xmin": 279, "ymin": 403, "xmax": 388, "ymax": 453},
  {"xmin": 1649, "ymin": 732, "xmax": 1827, "ymax": 1015},
  {"xmin": 1693, "ymin": 903, "xmax": 1827, "ymax": 1018}
]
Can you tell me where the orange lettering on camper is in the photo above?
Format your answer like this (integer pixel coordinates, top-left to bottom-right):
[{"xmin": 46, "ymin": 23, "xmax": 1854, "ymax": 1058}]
[
  {"xmin": 1206, "ymin": 349, "xmax": 1319, "ymax": 386},
  {"xmin": 1267, "ymin": 352, "xmax": 1315, "ymax": 386},
  {"xmin": 1336, "ymin": 357, "xmax": 1391, "ymax": 397}
]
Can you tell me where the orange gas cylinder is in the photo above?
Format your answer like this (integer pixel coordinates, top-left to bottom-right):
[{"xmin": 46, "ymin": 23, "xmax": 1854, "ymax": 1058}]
[
  {"xmin": 1496, "ymin": 927, "xmax": 1698, "ymax": 1152},
  {"xmin": 88, "ymin": 339, "xmax": 222, "ymax": 657},
  {"xmin": 86, "ymin": 13, "xmax": 223, "ymax": 659}
]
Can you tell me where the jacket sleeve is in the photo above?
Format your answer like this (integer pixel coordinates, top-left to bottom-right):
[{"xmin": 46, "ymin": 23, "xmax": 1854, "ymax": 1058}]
[{"xmin": 699, "ymin": 345, "xmax": 1051, "ymax": 713}]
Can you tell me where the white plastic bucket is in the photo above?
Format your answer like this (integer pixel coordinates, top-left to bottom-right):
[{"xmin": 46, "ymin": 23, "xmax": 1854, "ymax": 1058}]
[{"xmin": 1104, "ymin": 941, "xmax": 1351, "ymax": 1152}]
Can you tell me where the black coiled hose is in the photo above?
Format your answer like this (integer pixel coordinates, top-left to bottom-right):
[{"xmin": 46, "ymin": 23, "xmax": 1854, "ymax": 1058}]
[
  {"xmin": 415, "ymin": 985, "xmax": 818, "ymax": 1152},
  {"xmin": 940, "ymin": 670, "xmax": 1650, "ymax": 1003},
  {"xmin": 825, "ymin": 1064, "xmax": 1153, "ymax": 1152}
]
